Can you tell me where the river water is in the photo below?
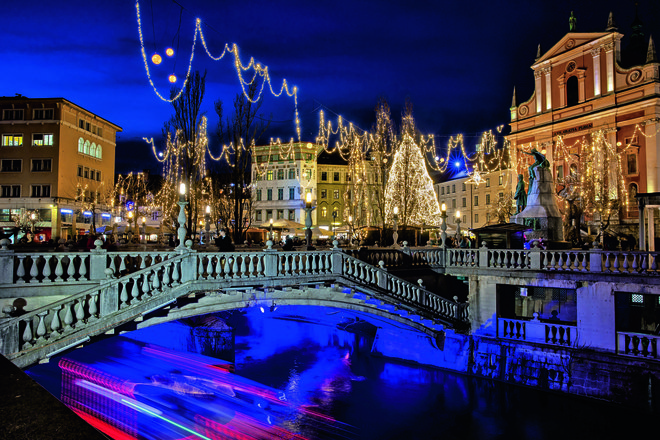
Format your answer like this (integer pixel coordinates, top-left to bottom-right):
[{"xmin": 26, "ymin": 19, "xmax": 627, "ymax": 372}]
[{"xmin": 27, "ymin": 305, "xmax": 651, "ymax": 440}]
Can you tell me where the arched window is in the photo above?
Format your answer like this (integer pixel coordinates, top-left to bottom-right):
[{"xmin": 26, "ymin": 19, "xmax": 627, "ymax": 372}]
[
  {"xmin": 78, "ymin": 138, "xmax": 84, "ymax": 153},
  {"xmin": 90, "ymin": 143, "xmax": 96, "ymax": 157},
  {"xmin": 84, "ymin": 140, "xmax": 90, "ymax": 155},
  {"xmin": 96, "ymin": 145, "xmax": 102, "ymax": 159},
  {"xmin": 566, "ymin": 76, "xmax": 579, "ymax": 107}
]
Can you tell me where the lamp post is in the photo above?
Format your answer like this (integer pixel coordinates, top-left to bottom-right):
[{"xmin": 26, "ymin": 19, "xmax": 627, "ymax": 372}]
[
  {"xmin": 30, "ymin": 212, "xmax": 36, "ymax": 236},
  {"xmin": 127, "ymin": 211, "xmax": 134, "ymax": 243},
  {"xmin": 141, "ymin": 216, "xmax": 146, "ymax": 244},
  {"xmin": 455, "ymin": 210, "xmax": 462, "ymax": 242},
  {"xmin": 205, "ymin": 205, "xmax": 211, "ymax": 245},
  {"xmin": 348, "ymin": 215, "xmax": 354, "ymax": 246},
  {"xmin": 332, "ymin": 210, "xmax": 337, "ymax": 240},
  {"xmin": 440, "ymin": 203, "xmax": 448, "ymax": 248},
  {"xmin": 176, "ymin": 182, "xmax": 188, "ymax": 250},
  {"xmin": 269, "ymin": 217, "xmax": 273, "ymax": 241},
  {"xmin": 392, "ymin": 206, "xmax": 399, "ymax": 248},
  {"xmin": 304, "ymin": 192, "xmax": 315, "ymax": 250}
]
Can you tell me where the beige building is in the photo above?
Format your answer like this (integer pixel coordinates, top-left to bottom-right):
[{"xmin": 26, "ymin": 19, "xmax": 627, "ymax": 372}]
[{"xmin": 0, "ymin": 95, "xmax": 121, "ymax": 241}]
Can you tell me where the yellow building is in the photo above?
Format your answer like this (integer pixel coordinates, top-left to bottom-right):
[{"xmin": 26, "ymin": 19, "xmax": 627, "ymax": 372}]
[{"xmin": 0, "ymin": 95, "xmax": 121, "ymax": 241}]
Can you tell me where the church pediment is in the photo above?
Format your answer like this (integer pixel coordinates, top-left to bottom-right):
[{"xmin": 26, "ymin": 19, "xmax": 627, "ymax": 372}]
[{"xmin": 533, "ymin": 32, "xmax": 615, "ymax": 66}]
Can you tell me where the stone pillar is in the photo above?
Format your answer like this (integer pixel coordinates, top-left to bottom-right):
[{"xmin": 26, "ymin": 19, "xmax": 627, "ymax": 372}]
[
  {"xmin": 649, "ymin": 208, "xmax": 655, "ymax": 252},
  {"xmin": 534, "ymin": 70, "xmax": 543, "ymax": 114},
  {"xmin": 89, "ymin": 248, "xmax": 108, "ymax": 280},
  {"xmin": 639, "ymin": 201, "xmax": 646, "ymax": 250},
  {"xmin": 544, "ymin": 67, "xmax": 552, "ymax": 111},
  {"xmin": 591, "ymin": 47, "xmax": 601, "ymax": 97},
  {"xmin": 645, "ymin": 120, "xmax": 660, "ymax": 192},
  {"xmin": 263, "ymin": 245, "xmax": 278, "ymax": 277},
  {"xmin": 604, "ymin": 42, "xmax": 615, "ymax": 93}
]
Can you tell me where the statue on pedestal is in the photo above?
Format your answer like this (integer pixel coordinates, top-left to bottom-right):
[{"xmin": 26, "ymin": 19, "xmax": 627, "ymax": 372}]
[
  {"xmin": 522, "ymin": 148, "xmax": 549, "ymax": 194},
  {"xmin": 514, "ymin": 174, "xmax": 527, "ymax": 214}
]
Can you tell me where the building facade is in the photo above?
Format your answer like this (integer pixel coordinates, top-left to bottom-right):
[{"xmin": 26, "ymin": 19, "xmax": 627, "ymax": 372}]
[
  {"xmin": 506, "ymin": 13, "xmax": 660, "ymax": 245},
  {"xmin": 0, "ymin": 96, "xmax": 121, "ymax": 242}
]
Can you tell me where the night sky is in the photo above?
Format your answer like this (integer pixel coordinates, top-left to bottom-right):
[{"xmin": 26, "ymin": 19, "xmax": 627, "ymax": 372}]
[{"xmin": 3, "ymin": 0, "xmax": 659, "ymax": 173}]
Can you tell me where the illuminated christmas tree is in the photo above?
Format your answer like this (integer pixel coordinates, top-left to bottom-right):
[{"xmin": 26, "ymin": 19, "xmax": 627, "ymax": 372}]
[{"xmin": 385, "ymin": 133, "xmax": 442, "ymax": 227}]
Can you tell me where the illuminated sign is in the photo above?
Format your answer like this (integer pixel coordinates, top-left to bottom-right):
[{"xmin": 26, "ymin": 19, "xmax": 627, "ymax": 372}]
[
  {"xmin": 552, "ymin": 122, "xmax": 593, "ymax": 137},
  {"xmin": 60, "ymin": 209, "xmax": 73, "ymax": 214},
  {"xmin": 126, "ymin": 201, "xmax": 135, "ymax": 211}
]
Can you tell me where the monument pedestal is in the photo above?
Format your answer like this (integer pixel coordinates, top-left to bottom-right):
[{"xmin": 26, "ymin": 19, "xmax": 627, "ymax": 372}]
[{"xmin": 511, "ymin": 167, "xmax": 564, "ymax": 243}]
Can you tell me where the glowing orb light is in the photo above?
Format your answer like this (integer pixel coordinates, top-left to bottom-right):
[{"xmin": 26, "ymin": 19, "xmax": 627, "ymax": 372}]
[
  {"xmin": 165, "ymin": 47, "xmax": 174, "ymax": 57},
  {"xmin": 151, "ymin": 53, "xmax": 162, "ymax": 65},
  {"xmin": 454, "ymin": 161, "xmax": 461, "ymax": 168},
  {"xmin": 168, "ymin": 74, "xmax": 177, "ymax": 83}
]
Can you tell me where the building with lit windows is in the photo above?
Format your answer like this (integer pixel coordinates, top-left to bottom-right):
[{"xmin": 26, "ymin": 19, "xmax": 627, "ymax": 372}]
[
  {"xmin": 251, "ymin": 142, "xmax": 320, "ymax": 229},
  {"xmin": 506, "ymin": 11, "xmax": 660, "ymax": 245},
  {"xmin": 0, "ymin": 95, "xmax": 121, "ymax": 242},
  {"xmin": 316, "ymin": 150, "xmax": 349, "ymax": 234}
]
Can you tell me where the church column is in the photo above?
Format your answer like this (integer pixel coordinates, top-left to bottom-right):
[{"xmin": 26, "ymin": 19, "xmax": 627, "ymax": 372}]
[
  {"xmin": 534, "ymin": 70, "xmax": 543, "ymax": 114},
  {"xmin": 591, "ymin": 47, "xmax": 602, "ymax": 97},
  {"xmin": 544, "ymin": 67, "xmax": 552, "ymax": 111},
  {"xmin": 639, "ymin": 200, "xmax": 646, "ymax": 250},
  {"xmin": 604, "ymin": 42, "xmax": 615, "ymax": 93},
  {"xmin": 644, "ymin": 119, "xmax": 660, "ymax": 192}
]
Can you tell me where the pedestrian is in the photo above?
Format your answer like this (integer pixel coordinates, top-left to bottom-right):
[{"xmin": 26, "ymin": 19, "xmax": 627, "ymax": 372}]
[{"xmin": 214, "ymin": 228, "xmax": 235, "ymax": 251}]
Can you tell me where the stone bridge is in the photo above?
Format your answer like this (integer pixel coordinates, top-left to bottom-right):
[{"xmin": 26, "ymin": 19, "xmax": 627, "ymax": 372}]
[{"xmin": 0, "ymin": 242, "xmax": 469, "ymax": 368}]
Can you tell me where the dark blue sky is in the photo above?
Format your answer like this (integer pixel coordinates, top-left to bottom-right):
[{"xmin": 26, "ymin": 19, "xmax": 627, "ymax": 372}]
[{"xmin": 3, "ymin": 1, "xmax": 659, "ymax": 173}]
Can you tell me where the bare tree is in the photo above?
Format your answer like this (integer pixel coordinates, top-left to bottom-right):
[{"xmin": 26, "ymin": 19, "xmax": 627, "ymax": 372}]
[
  {"xmin": 215, "ymin": 81, "xmax": 270, "ymax": 243},
  {"xmin": 369, "ymin": 98, "xmax": 396, "ymax": 245}
]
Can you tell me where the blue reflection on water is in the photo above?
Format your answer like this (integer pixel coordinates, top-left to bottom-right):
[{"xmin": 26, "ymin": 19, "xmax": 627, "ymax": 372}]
[{"xmin": 27, "ymin": 305, "xmax": 652, "ymax": 440}]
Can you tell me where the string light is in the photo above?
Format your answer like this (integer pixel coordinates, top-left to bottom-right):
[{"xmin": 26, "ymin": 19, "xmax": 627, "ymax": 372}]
[{"xmin": 151, "ymin": 53, "xmax": 162, "ymax": 65}]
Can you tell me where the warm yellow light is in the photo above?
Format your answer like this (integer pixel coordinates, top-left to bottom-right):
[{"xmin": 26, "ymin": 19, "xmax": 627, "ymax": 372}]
[
  {"xmin": 456, "ymin": 211, "xmax": 461, "ymax": 218},
  {"xmin": 165, "ymin": 47, "xmax": 174, "ymax": 57},
  {"xmin": 270, "ymin": 218, "xmax": 273, "ymax": 225},
  {"xmin": 179, "ymin": 183, "xmax": 186, "ymax": 195},
  {"xmin": 348, "ymin": 215, "xmax": 352, "ymax": 222},
  {"xmin": 206, "ymin": 205, "xmax": 211, "ymax": 214},
  {"xmin": 151, "ymin": 53, "xmax": 162, "ymax": 65},
  {"xmin": 306, "ymin": 192, "xmax": 312, "ymax": 203},
  {"xmin": 128, "ymin": 211, "xmax": 134, "ymax": 219},
  {"xmin": 30, "ymin": 213, "xmax": 35, "ymax": 220},
  {"xmin": 168, "ymin": 74, "xmax": 177, "ymax": 83},
  {"xmin": 141, "ymin": 217, "xmax": 146, "ymax": 224},
  {"xmin": 441, "ymin": 203, "xmax": 446, "ymax": 212},
  {"xmin": 393, "ymin": 206, "xmax": 398, "ymax": 215}
]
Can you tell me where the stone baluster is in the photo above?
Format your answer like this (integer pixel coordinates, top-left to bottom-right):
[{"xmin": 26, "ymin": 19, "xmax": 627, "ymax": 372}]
[
  {"xmin": 231, "ymin": 256, "xmax": 239, "ymax": 278},
  {"xmin": 622, "ymin": 252, "xmax": 629, "ymax": 273},
  {"xmin": 204, "ymin": 256, "xmax": 213, "ymax": 278},
  {"xmin": 16, "ymin": 256, "xmax": 26, "ymax": 284},
  {"xmin": 120, "ymin": 281, "xmax": 130, "ymax": 308},
  {"xmin": 198, "ymin": 256, "xmax": 206, "ymax": 279},
  {"xmin": 237, "ymin": 255, "xmax": 246, "ymax": 278},
  {"xmin": 142, "ymin": 272, "xmax": 151, "ymax": 297},
  {"xmin": 50, "ymin": 306, "xmax": 62, "ymax": 336},
  {"xmin": 89, "ymin": 293, "xmax": 98, "ymax": 319},
  {"xmin": 632, "ymin": 254, "xmax": 639, "ymax": 272},
  {"xmin": 256, "ymin": 255, "xmax": 263, "ymax": 277},
  {"xmin": 63, "ymin": 302, "xmax": 75, "ymax": 330},
  {"xmin": 151, "ymin": 269, "xmax": 161, "ymax": 292},
  {"xmin": 131, "ymin": 277, "xmax": 141, "ymax": 301},
  {"xmin": 642, "ymin": 254, "xmax": 649, "ymax": 273},
  {"xmin": 54, "ymin": 255, "xmax": 64, "ymax": 282},
  {"xmin": 36, "ymin": 311, "xmax": 48, "ymax": 342},
  {"xmin": 66, "ymin": 255, "xmax": 76, "ymax": 281},
  {"xmin": 652, "ymin": 253, "xmax": 659, "ymax": 272},
  {"xmin": 139, "ymin": 255, "xmax": 146, "ymax": 270},
  {"xmin": 79, "ymin": 255, "xmax": 88, "ymax": 280},
  {"xmin": 22, "ymin": 319, "xmax": 34, "ymax": 349},
  {"xmin": 42, "ymin": 256, "xmax": 52, "ymax": 283},
  {"xmin": 162, "ymin": 264, "xmax": 171, "ymax": 287},
  {"xmin": 75, "ymin": 298, "xmax": 86, "ymax": 324},
  {"xmin": 119, "ymin": 256, "xmax": 127, "ymax": 275},
  {"xmin": 223, "ymin": 257, "xmax": 232, "ymax": 278},
  {"xmin": 215, "ymin": 256, "xmax": 223, "ymax": 279},
  {"xmin": 29, "ymin": 256, "xmax": 40, "ymax": 283},
  {"xmin": 248, "ymin": 255, "xmax": 255, "ymax": 277}
]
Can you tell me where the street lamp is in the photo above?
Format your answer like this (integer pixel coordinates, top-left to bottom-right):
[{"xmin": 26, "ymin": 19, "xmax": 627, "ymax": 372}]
[
  {"xmin": 176, "ymin": 183, "xmax": 188, "ymax": 250},
  {"xmin": 127, "ymin": 211, "xmax": 134, "ymax": 243},
  {"xmin": 348, "ymin": 215, "xmax": 353, "ymax": 246},
  {"xmin": 269, "ymin": 217, "xmax": 274, "ymax": 241},
  {"xmin": 440, "ymin": 203, "xmax": 448, "ymax": 248},
  {"xmin": 332, "ymin": 210, "xmax": 338, "ymax": 240},
  {"xmin": 392, "ymin": 206, "xmax": 399, "ymax": 248},
  {"xmin": 141, "ymin": 216, "xmax": 146, "ymax": 244},
  {"xmin": 205, "ymin": 205, "xmax": 211, "ymax": 245},
  {"xmin": 455, "ymin": 210, "xmax": 462, "ymax": 241},
  {"xmin": 304, "ymin": 192, "xmax": 315, "ymax": 250}
]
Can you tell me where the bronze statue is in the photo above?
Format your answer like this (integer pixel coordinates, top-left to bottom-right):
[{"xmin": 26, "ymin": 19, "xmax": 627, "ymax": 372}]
[
  {"xmin": 514, "ymin": 174, "xmax": 527, "ymax": 213},
  {"xmin": 521, "ymin": 148, "xmax": 549, "ymax": 193},
  {"xmin": 569, "ymin": 11, "xmax": 577, "ymax": 32}
]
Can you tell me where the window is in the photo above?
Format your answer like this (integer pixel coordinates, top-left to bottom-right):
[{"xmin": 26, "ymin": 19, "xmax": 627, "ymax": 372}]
[
  {"xmin": 78, "ymin": 138, "xmax": 84, "ymax": 153},
  {"xmin": 256, "ymin": 210, "xmax": 263, "ymax": 221},
  {"xmin": 475, "ymin": 213, "xmax": 479, "ymax": 223},
  {"xmin": 84, "ymin": 140, "xmax": 90, "ymax": 155},
  {"xmin": 289, "ymin": 187, "xmax": 296, "ymax": 200},
  {"xmin": 333, "ymin": 172, "xmax": 340, "ymax": 182},
  {"xmin": 151, "ymin": 212, "xmax": 159, "ymax": 221},
  {"xmin": 629, "ymin": 183, "xmax": 638, "ymax": 204},
  {"xmin": 474, "ymin": 195, "xmax": 479, "ymax": 206},
  {"xmin": 32, "ymin": 133, "xmax": 53, "ymax": 146},
  {"xmin": 77, "ymin": 166, "xmax": 83, "ymax": 177},
  {"xmin": 83, "ymin": 167, "xmax": 89, "ymax": 179},
  {"xmin": 452, "ymin": 185, "xmax": 456, "ymax": 193},
  {"xmin": 256, "ymin": 189, "xmax": 262, "ymax": 201},
  {"xmin": 272, "ymin": 154, "xmax": 279, "ymax": 162},
  {"xmin": 266, "ymin": 210, "xmax": 273, "ymax": 220},
  {"xmin": 267, "ymin": 171, "xmax": 274, "ymax": 181},
  {"xmin": 462, "ymin": 197, "xmax": 466, "ymax": 207},
  {"xmin": 334, "ymin": 190, "xmax": 339, "ymax": 199},
  {"xmin": 462, "ymin": 183, "xmax": 466, "ymax": 191},
  {"xmin": 441, "ymin": 187, "xmax": 445, "ymax": 195},
  {"xmin": 486, "ymin": 178, "xmax": 490, "ymax": 188},
  {"xmin": 31, "ymin": 159, "xmax": 52, "ymax": 172},
  {"xmin": 288, "ymin": 169, "xmax": 295, "ymax": 179},
  {"xmin": 463, "ymin": 214, "xmax": 466, "ymax": 223},
  {"xmin": 3, "ymin": 109, "xmax": 24, "ymax": 120},
  {"xmin": 96, "ymin": 171, "xmax": 101, "ymax": 181},
  {"xmin": 2, "ymin": 134, "xmax": 23, "ymax": 146},
  {"xmin": 567, "ymin": 75, "xmax": 579, "ymax": 106},
  {"xmin": 321, "ymin": 206, "xmax": 327, "ymax": 218},
  {"xmin": 303, "ymin": 169, "xmax": 312, "ymax": 180},
  {"xmin": 86, "ymin": 122, "xmax": 90, "ymax": 131},
  {"xmin": 321, "ymin": 189, "xmax": 327, "ymax": 199},
  {"xmin": 321, "ymin": 171, "xmax": 328, "ymax": 181},
  {"xmin": 333, "ymin": 207, "xmax": 340, "ymax": 220},
  {"xmin": 499, "ymin": 175, "xmax": 503, "ymax": 185},
  {"xmin": 33, "ymin": 109, "xmax": 54, "ymax": 120},
  {"xmin": 90, "ymin": 143, "xmax": 96, "ymax": 157},
  {"xmin": 267, "ymin": 189, "xmax": 273, "ymax": 201},
  {"xmin": 277, "ymin": 210, "xmax": 284, "ymax": 220},
  {"xmin": 79, "ymin": 119, "xmax": 85, "ymax": 129},
  {"xmin": 277, "ymin": 169, "xmax": 284, "ymax": 180},
  {"xmin": 452, "ymin": 199, "xmax": 456, "ymax": 208},
  {"xmin": 96, "ymin": 145, "xmax": 102, "ymax": 159},
  {"xmin": 278, "ymin": 188, "xmax": 284, "ymax": 200},
  {"xmin": 499, "ymin": 192, "xmax": 504, "ymax": 200},
  {"xmin": 31, "ymin": 185, "xmax": 51, "ymax": 198},
  {"xmin": 288, "ymin": 210, "xmax": 295, "ymax": 220},
  {"xmin": 97, "ymin": 127, "xmax": 103, "ymax": 138},
  {"xmin": 346, "ymin": 173, "xmax": 351, "ymax": 182},
  {"xmin": 1, "ymin": 159, "xmax": 21, "ymax": 172},
  {"xmin": 1, "ymin": 185, "xmax": 20, "ymax": 197},
  {"xmin": 556, "ymin": 165, "xmax": 564, "ymax": 181},
  {"xmin": 486, "ymin": 194, "xmax": 491, "ymax": 205}
]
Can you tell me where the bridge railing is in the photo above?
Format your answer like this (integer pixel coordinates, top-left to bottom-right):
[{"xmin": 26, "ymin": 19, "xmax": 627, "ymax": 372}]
[{"xmin": 498, "ymin": 317, "xmax": 577, "ymax": 347}]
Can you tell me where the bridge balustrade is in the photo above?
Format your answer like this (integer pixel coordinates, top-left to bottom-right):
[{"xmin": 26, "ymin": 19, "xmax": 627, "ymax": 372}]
[
  {"xmin": 617, "ymin": 331, "xmax": 659, "ymax": 359},
  {"xmin": 498, "ymin": 317, "xmax": 577, "ymax": 347}
]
